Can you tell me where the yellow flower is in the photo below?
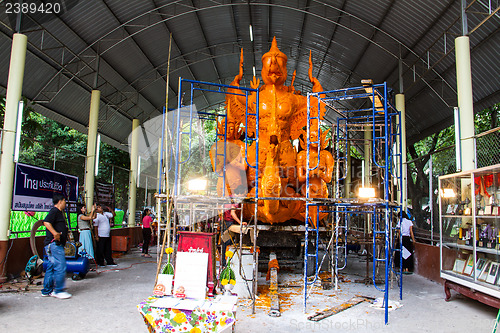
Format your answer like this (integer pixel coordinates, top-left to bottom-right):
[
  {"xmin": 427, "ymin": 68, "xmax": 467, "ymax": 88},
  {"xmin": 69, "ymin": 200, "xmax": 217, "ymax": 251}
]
[
  {"xmin": 190, "ymin": 328, "xmax": 201, "ymax": 333},
  {"xmin": 230, "ymin": 279, "xmax": 236, "ymax": 285},
  {"xmin": 220, "ymin": 318, "xmax": 226, "ymax": 327},
  {"xmin": 173, "ymin": 312, "xmax": 187, "ymax": 324},
  {"xmin": 165, "ymin": 247, "xmax": 174, "ymax": 254},
  {"xmin": 225, "ymin": 250, "xmax": 234, "ymax": 259},
  {"xmin": 221, "ymin": 278, "xmax": 229, "ymax": 285},
  {"xmin": 144, "ymin": 314, "xmax": 155, "ymax": 325}
]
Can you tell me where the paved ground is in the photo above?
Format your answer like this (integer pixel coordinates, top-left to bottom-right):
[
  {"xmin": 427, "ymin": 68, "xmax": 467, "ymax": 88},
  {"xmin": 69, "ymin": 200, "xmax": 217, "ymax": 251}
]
[{"xmin": 0, "ymin": 247, "xmax": 497, "ymax": 332}]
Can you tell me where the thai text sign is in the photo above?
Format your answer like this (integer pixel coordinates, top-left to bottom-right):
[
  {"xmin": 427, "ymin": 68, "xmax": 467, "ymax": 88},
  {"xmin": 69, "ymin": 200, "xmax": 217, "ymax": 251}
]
[{"xmin": 13, "ymin": 163, "xmax": 78, "ymax": 212}]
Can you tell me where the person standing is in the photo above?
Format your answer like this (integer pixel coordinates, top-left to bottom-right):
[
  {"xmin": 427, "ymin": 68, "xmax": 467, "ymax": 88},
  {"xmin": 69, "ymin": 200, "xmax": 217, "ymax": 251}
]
[
  {"xmin": 103, "ymin": 206, "xmax": 116, "ymax": 228},
  {"xmin": 141, "ymin": 208, "xmax": 153, "ymax": 258},
  {"xmin": 77, "ymin": 203, "xmax": 96, "ymax": 259},
  {"xmin": 398, "ymin": 211, "xmax": 416, "ymax": 273},
  {"xmin": 41, "ymin": 194, "xmax": 72, "ymax": 299},
  {"xmin": 221, "ymin": 187, "xmax": 247, "ymax": 266},
  {"xmin": 93, "ymin": 205, "xmax": 117, "ymax": 267}
]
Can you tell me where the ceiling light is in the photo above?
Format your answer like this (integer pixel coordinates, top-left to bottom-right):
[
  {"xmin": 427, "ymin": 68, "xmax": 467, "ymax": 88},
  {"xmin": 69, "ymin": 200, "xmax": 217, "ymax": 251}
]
[{"xmin": 249, "ymin": 25, "xmax": 253, "ymax": 42}]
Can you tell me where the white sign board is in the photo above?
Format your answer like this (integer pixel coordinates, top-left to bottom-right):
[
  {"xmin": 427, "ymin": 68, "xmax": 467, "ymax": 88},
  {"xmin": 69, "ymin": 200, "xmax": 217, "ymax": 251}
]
[{"xmin": 173, "ymin": 252, "xmax": 208, "ymax": 300}]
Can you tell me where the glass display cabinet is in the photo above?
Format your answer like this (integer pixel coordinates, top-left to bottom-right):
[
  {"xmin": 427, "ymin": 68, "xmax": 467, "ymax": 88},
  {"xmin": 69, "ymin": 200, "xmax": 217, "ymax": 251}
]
[{"xmin": 439, "ymin": 164, "xmax": 500, "ymax": 304}]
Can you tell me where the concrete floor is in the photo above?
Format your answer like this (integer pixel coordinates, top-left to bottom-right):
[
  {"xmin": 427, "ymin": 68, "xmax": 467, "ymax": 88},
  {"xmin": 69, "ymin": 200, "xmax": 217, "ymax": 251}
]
[{"xmin": 0, "ymin": 247, "xmax": 497, "ymax": 332}]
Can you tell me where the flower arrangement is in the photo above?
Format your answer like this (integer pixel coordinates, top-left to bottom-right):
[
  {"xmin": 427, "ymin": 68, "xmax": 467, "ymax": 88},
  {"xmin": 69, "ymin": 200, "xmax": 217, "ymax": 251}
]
[
  {"xmin": 162, "ymin": 247, "xmax": 174, "ymax": 275},
  {"xmin": 220, "ymin": 250, "xmax": 236, "ymax": 286}
]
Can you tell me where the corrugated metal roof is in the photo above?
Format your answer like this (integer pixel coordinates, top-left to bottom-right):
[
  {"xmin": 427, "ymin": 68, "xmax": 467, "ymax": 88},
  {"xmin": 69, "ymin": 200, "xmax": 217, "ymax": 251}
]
[{"xmin": 0, "ymin": 0, "xmax": 498, "ymax": 150}]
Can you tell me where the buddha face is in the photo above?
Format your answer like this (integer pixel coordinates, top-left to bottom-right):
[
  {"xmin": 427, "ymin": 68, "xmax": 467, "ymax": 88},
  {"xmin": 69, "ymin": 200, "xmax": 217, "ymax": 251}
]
[
  {"xmin": 309, "ymin": 129, "xmax": 319, "ymax": 148},
  {"xmin": 261, "ymin": 54, "xmax": 287, "ymax": 86},
  {"xmin": 227, "ymin": 122, "xmax": 236, "ymax": 140}
]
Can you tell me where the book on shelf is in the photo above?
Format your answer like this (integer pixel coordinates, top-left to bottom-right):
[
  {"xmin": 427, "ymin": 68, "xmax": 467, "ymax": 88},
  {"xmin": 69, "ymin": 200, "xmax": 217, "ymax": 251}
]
[
  {"xmin": 476, "ymin": 258, "xmax": 487, "ymax": 278},
  {"xmin": 479, "ymin": 260, "xmax": 492, "ymax": 282},
  {"xmin": 486, "ymin": 262, "xmax": 499, "ymax": 284},
  {"xmin": 493, "ymin": 207, "xmax": 499, "ymax": 216},
  {"xmin": 463, "ymin": 255, "xmax": 474, "ymax": 276},
  {"xmin": 452, "ymin": 258, "xmax": 467, "ymax": 274}
]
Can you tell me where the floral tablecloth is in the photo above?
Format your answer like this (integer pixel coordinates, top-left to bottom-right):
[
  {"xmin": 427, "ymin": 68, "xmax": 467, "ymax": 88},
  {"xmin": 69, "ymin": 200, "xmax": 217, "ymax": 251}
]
[{"xmin": 137, "ymin": 297, "xmax": 236, "ymax": 333}]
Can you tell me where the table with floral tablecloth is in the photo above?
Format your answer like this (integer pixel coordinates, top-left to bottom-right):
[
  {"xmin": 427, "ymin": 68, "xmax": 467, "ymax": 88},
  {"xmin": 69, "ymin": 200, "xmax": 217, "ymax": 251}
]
[{"xmin": 137, "ymin": 296, "xmax": 236, "ymax": 333}]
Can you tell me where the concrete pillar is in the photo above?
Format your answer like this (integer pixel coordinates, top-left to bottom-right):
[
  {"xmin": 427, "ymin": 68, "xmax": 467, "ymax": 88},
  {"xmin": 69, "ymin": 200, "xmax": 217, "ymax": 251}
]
[
  {"xmin": 345, "ymin": 138, "xmax": 351, "ymax": 198},
  {"xmin": 396, "ymin": 94, "xmax": 407, "ymax": 210},
  {"xmin": 455, "ymin": 36, "xmax": 476, "ymax": 171},
  {"xmin": 363, "ymin": 125, "xmax": 371, "ymax": 187},
  {"xmin": 0, "ymin": 33, "xmax": 28, "ymax": 281},
  {"xmin": 128, "ymin": 119, "xmax": 140, "ymax": 226},
  {"xmin": 84, "ymin": 90, "xmax": 100, "ymax": 209}
]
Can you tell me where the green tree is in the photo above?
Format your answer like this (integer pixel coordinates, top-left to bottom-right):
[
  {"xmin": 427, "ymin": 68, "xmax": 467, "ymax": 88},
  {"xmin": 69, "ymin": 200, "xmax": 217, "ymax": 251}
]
[{"xmin": 408, "ymin": 104, "xmax": 500, "ymax": 233}]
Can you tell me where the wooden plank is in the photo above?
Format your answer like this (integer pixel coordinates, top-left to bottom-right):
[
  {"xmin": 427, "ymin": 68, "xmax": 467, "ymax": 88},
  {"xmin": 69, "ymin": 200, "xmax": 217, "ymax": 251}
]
[{"xmin": 307, "ymin": 296, "xmax": 372, "ymax": 322}]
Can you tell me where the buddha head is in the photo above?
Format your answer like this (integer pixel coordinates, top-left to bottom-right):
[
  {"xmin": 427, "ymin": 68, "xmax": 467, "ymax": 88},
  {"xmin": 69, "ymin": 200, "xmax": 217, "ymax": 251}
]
[{"xmin": 261, "ymin": 37, "xmax": 288, "ymax": 86}]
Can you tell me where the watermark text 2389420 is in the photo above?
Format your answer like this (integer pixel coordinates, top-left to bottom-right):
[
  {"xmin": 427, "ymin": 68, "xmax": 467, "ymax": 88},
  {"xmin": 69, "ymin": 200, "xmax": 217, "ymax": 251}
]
[{"xmin": 5, "ymin": 1, "xmax": 62, "ymax": 15}]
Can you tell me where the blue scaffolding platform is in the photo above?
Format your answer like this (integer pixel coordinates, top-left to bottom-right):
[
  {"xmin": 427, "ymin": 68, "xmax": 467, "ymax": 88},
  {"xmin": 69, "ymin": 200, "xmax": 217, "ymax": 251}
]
[
  {"xmin": 303, "ymin": 83, "xmax": 403, "ymax": 324},
  {"xmin": 165, "ymin": 78, "xmax": 403, "ymax": 324}
]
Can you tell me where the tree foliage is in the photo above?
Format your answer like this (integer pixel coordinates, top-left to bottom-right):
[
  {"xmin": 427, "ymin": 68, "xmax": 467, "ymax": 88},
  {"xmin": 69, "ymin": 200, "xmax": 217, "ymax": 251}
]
[
  {"xmin": 408, "ymin": 104, "xmax": 500, "ymax": 233},
  {"xmin": 0, "ymin": 96, "xmax": 130, "ymax": 209}
]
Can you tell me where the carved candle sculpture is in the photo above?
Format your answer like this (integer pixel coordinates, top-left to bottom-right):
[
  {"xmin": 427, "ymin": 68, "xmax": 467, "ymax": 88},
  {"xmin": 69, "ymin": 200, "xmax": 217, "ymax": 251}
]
[{"xmin": 214, "ymin": 37, "xmax": 334, "ymax": 224}]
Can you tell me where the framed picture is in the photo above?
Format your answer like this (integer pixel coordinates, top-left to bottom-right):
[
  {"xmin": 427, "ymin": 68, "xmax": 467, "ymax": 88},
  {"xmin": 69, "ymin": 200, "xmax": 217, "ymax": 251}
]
[
  {"xmin": 446, "ymin": 204, "xmax": 455, "ymax": 214},
  {"xmin": 493, "ymin": 207, "xmax": 500, "ymax": 216},
  {"xmin": 486, "ymin": 262, "xmax": 499, "ymax": 284},
  {"xmin": 485, "ymin": 205, "xmax": 493, "ymax": 215},
  {"xmin": 463, "ymin": 255, "xmax": 475, "ymax": 276},
  {"xmin": 476, "ymin": 258, "xmax": 487, "ymax": 278},
  {"xmin": 453, "ymin": 258, "xmax": 467, "ymax": 274},
  {"xmin": 479, "ymin": 260, "xmax": 492, "ymax": 281}
]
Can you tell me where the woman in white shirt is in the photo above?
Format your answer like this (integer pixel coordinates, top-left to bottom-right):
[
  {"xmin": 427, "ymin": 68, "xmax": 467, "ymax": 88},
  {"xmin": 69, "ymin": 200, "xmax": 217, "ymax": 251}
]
[{"xmin": 398, "ymin": 211, "xmax": 416, "ymax": 273}]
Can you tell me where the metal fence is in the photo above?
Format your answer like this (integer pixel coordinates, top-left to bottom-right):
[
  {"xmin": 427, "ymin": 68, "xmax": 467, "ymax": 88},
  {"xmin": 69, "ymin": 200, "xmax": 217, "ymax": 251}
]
[
  {"xmin": 476, "ymin": 127, "xmax": 500, "ymax": 168},
  {"xmin": 0, "ymin": 129, "xmax": 158, "ymax": 237},
  {"xmin": 410, "ymin": 127, "xmax": 500, "ymax": 244}
]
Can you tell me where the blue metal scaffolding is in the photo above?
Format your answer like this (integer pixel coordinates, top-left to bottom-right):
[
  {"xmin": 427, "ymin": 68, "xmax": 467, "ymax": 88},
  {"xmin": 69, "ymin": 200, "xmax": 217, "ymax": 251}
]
[
  {"xmin": 303, "ymin": 83, "xmax": 403, "ymax": 324},
  {"xmin": 167, "ymin": 78, "xmax": 403, "ymax": 323},
  {"xmin": 166, "ymin": 78, "xmax": 260, "ymax": 313}
]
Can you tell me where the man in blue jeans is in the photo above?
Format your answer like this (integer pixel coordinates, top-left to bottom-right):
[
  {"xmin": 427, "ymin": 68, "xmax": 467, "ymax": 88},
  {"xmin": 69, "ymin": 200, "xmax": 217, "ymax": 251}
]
[{"xmin": 41, "ymin": 194, "xmax": 72, "ymax": 299}]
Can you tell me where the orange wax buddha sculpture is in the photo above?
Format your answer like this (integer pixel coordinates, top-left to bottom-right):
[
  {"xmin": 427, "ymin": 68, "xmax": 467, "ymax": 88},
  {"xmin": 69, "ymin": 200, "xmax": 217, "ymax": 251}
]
[
  {"xmin": 297, "ymin": 126, "xmax": 334, "ymax": 226},
  {"xmin": 219, "ymin": 37, "xmax": 333, "ymax": 224},
  {"xmin": 209, "ymin": 119, "xmax": 247, "ymax": 197}
]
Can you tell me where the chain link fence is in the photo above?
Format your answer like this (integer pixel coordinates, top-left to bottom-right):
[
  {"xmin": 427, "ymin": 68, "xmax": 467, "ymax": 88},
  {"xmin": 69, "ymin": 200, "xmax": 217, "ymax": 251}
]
[
  {"xmin": 410, "ymin": 127, "xmax": 500, "ymax": 244},
  {"xmin": 476, "ymin": 127, "xmax": 500, "ymax": 168},
  {"xmin": 1, "ymin": 130, "xmax": 158, "ymax": 238}
]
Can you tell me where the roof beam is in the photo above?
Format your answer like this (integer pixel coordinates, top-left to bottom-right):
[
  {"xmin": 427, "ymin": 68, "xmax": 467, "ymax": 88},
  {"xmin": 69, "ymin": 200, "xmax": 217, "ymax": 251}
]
[
  {"xmin": 100, "ymin": 0, "xmax": 168, "ymax": 119},
  {"xmin": 316, "ymin": 0, "xmax": 347, "ymax": 78},
  {"xmin": 22, "ymin": 11, "xmax": 155, "ymax": 121},
  {"xmin": 291, "ymin": 0, "xmax": 311, "ymax": 79},
  {"xmin": 189, "ymin": 0, "xmax": 223, "ymax": 85},
  {"xmin": 342, "ymin": 0, "xmax": 395, "ymax": 86},
  {"xmin": 150, "ymin": 0, "xmax": 211, "ymax": 107}
]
